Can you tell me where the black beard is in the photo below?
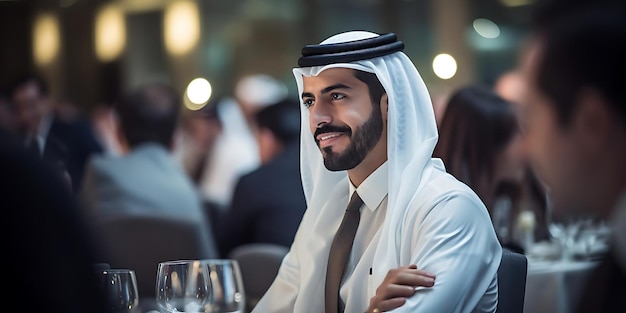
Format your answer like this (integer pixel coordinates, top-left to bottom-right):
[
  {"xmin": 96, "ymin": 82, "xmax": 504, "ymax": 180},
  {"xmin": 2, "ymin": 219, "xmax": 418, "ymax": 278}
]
[{"xmin": 316, "ymin": 106, "xmax": 384, "ymax": 171}]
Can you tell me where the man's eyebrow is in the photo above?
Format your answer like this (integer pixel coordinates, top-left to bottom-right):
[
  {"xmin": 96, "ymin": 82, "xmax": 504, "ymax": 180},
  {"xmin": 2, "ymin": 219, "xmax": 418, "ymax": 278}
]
[
  {"xmin": 301, "ymin": 83, "xmax": 352, "ymax": 99},
  {"xmin": 321, "ymin": 83, "xmax": 351, "ymax": 94}
]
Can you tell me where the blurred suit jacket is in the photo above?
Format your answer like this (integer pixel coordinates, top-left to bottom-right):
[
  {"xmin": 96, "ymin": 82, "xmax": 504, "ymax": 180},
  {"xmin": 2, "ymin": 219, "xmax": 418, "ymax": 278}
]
[
  {"xmin": 576, "ymin": 249, "xmax": 626, "ymax": 313},
  {"xmin": 34, "ymin": 115, "xmax": 103, "ymax": 193},
  {"xmin": 80, "ymin": 143, "xmax": 217, "ymax": 255},
  {"xmin": 216, "ymin": 142, "xmax": 307, "ymax": 258},
  {"xmin": 576, "ymin": 193, "xmax": 626, "ymax": 313},
  {"xmin": 575, "ymin": 193, "xmax": 626, "ymax": 313}
]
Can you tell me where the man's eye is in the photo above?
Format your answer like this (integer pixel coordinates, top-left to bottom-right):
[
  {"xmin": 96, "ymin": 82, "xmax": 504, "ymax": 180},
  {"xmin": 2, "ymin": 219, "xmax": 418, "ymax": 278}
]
[
  {"xmin": 331, "ymin": 93, "xmax": 345, "ymax": 100},
  {"xmin": 302, "ymin": 99, "xmax": 314, "ymax": 108}
]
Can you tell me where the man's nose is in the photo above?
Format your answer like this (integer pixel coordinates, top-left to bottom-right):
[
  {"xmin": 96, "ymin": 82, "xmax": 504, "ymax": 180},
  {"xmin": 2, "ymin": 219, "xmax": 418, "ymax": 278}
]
[{"xmin": 310, "ymin": 101, "xmax": 332, "ymax": 127}]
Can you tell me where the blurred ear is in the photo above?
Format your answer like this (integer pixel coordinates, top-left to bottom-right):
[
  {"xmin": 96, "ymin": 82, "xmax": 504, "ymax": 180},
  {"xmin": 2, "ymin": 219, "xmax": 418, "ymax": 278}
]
[
  {"xmin": 258, "ymin": 128, "xmax": 281, "ymax": 164},
  {"xmin": 380, "ymin": 93, "xmax": 389, "ymax": 121},
  {"xmin": 572, "ymin": 88, "xmax": 613, "ymax": 149}
]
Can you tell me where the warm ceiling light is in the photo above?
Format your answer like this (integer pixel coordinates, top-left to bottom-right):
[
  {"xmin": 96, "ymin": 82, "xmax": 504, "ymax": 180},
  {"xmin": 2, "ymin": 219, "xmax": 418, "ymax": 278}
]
[
  {"xmin": 185, "ymin": 77, "xmax": 212, "ymax": 110},
  {"xmin": 95, "ymin": 3, "xmax": 126, "ymax": 62},
  {"xmin": 164, "ymin": 0, "xmax": 200, "ymax": 56},
  {"xmin": 432, "ymin": 53, "xmax": 457, "ymax": 80},
  {"xmin": 33, "ymin": 13, "xmax": 60, "ymax": 66}
]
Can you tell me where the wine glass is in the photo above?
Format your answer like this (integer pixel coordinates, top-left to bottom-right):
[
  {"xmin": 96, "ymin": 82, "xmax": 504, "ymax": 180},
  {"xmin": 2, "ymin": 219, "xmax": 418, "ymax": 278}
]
[
  {"xmin": 94, "ymin": 268, "xmax": 140, "ymax": 313},
  {"xmin": 156, "ymin": 259, "xmax": 245, "ymax": 313}
]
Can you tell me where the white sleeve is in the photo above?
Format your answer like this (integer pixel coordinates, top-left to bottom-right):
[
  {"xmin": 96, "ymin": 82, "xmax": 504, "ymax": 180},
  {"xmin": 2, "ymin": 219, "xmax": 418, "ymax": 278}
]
[{"xmin": 393, "ymin": 192, "xmax": 502, "ymax": 313}]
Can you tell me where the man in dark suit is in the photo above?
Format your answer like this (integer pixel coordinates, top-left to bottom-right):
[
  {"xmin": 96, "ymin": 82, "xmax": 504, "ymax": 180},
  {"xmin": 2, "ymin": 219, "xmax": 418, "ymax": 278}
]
[
  {"xmin": 522, "ymin": 1, "xmax": 626, "ymax": 311},
  {"xmin": 216, "ymin": 98, "xmax": 306, "ymax": 258},
  {"xmin": 9, "ymin": 74, "xmax": 103, "ymax": 193}
]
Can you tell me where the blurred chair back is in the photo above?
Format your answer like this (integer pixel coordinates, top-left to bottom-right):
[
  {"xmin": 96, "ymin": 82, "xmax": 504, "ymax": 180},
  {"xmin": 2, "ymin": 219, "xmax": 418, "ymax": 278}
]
[
  {"xmin": 228, "ymin": 243, "xmax": 288, "ymax": 312},
  {"xmin": 497, "ymin": 248, "xmax": 528, "ymax": 313},
  {"xmin": 93, "ymin": 214, "xmax": 217, "ymax": 300}
]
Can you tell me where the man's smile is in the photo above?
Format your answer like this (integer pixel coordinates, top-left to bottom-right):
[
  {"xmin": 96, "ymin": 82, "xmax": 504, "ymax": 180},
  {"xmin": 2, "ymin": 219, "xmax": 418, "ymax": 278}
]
[{"xmin": 316, "ymin": 132, "xmax": 346, "ymax": 148}]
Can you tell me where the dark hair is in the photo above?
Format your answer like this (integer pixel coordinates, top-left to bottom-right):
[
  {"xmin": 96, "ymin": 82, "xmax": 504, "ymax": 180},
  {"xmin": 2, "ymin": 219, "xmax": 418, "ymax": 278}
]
[
  {"xmin": 533, "ymin": 1, "xmax": 626, "ymax": 125},
  {"xmin": 182, "ymin": 93, "xmax": 222, "ymax": 125},
  {"xmin": 433, "ymin": 85, "xmax": 519, "ymax": 207},
  {"xmin": 9, "ymin": 73, "xmax": 49, "ymax": 98},
  {"xmin": 531, "ymin": 0, "xmax": 623, "ymax": 30},
  {"xmin": 254, "ymin": 99, "xmax": 301, "ymax": 144},
  {"xmin": 353, "ymin": 70, "xmax": 386, "ymax": 107},
  {"xmin": 194, "ymin": 95, "xmax": 222, "ymax": 121},
  {"xmin": 115, "ymin": 83, "xmax": 181, "ymax": 148}
]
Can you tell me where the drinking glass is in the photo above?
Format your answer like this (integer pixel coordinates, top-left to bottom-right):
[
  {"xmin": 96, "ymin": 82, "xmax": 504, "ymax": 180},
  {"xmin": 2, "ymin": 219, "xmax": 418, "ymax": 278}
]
[
  {"xmin": 156, "ymin": 259, "xmax": 245, "ymax": 313},
  {"xmin": 94, "ymin": 268, "xmax": 140, "ymax": 313}
]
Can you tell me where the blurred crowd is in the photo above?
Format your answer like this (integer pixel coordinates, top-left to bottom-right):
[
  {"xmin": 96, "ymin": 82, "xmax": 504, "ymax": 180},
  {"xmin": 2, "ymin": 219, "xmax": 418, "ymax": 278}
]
[
  {"xmin": 0, "ymin": 66, "xmax": 550, "ymax": 258},
  {"xmin": 0, "ymin": 48, "xmax": 549, "ymax": 312},
  {"xmin": 2, "ymin": 0, "xmax": 625, "ymax": 312}
]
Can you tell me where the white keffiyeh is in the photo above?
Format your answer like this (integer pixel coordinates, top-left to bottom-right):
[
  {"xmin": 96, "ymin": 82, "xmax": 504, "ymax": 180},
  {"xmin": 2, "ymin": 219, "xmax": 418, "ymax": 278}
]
[{"xmin": 293, "ymin": 31, "xmax": 440, "ymax": 290}]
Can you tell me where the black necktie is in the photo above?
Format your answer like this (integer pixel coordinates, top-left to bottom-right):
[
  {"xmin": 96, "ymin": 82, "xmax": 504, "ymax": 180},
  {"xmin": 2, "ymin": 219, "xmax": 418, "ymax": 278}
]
[{"xmin": 325, "ymin": 192, "xmax": 363, "ymax": 313}]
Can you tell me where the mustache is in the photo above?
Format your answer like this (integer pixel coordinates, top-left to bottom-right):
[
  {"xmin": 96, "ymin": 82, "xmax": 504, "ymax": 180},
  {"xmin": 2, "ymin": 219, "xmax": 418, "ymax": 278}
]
[{"xmin": 314, "ymin": 125, "xmax": 351, "ymax": 139}]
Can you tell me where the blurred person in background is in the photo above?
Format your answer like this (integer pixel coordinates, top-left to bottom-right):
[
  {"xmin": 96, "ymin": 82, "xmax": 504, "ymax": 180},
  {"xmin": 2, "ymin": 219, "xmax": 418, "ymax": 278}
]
[
  {"xmin": 173, "ymin": 96, "xmax": 223, "ymax": 187},
  {"xmin": 172, "ymin": 96, "xmax": 224, "ymax": 221},
  {"xmin": 80, "ymin": 82, "xmax": 217, "ymax": 254},
  {"xmin": 522, "ymin": 0, "xmax": 626, "ymax": 311},
  {"xmin": 1, "ymin": 131, "xmax": 106, "ymax": 313},
  {"xmin": 495, "ymin": 70, "xmax": 526, "ymax": 107},
  {"xmin": 199, "ymin": 74, "xmax": 289, "ymax": 210},
  {"xmin": 90, "ymin": 102, "xmax": 123, "ymax": 156},
  {"xmin": 215, "ymin": 98, "xmax": 306, "ymax": 258},
  {"xmin": 9, "ymin": 73, "xmax": 103, "ymax": 193},
  {"xmin": 433, "ymin": 84, "xmax": 549, "ymax": 253}
]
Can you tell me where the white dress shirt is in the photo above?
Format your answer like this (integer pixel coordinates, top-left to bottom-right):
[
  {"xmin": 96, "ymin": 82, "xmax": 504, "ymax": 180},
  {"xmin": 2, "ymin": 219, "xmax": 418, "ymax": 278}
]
[{"xmin": 253, "ymin": 160, "xmax": 501, "ymax": 313}]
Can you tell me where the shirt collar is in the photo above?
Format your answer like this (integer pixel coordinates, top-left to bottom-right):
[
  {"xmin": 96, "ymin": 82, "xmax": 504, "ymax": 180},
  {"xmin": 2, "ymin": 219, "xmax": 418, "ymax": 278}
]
[
  {"xmin": 38, "ymin": 112, "xmax": 53, "ymax": 139},
  {"xmin": 349, "ymin": 161, "xmax": 388, "ymax": 212}
]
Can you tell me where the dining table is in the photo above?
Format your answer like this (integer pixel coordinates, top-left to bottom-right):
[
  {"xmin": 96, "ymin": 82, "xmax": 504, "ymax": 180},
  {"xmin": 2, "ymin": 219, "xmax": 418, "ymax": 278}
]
[{"xmin": 523, "ymin": 257, "xmax": 601, "ymax": 313}]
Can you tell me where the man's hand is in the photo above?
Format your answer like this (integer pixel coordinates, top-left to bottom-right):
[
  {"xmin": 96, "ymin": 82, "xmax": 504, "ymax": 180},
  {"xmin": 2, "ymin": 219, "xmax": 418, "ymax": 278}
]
[{"xmin": 366, "ymin": 264, "xmax": 436, "ymax": 312}]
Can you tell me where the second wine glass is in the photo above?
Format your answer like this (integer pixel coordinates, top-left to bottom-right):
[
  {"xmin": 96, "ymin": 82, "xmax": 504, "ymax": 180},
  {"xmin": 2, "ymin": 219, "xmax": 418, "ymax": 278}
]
[{"xmin": 156, "ymin": 259, "xmax": 245, "ymax": 313}]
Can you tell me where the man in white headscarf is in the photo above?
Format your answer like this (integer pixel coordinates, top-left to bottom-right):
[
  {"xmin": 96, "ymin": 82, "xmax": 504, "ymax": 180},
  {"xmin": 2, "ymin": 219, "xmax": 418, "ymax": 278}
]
[{"xmin": 252, "ymin": 31, "xmax": 501, "ymax": 313}]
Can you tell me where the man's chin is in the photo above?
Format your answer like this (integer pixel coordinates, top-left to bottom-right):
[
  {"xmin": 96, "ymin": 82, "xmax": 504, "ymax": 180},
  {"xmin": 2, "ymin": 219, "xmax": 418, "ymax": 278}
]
[
  {"xmin": 322, "ymin": 155, "xmax": 340, "ymax": 171},
  {"xmin": 324, "ymin": 167, "xmax": 344, "ymax": 172},
  {"xmin": 323, "ymin": 155, "xmax": 347, "ymax": 172},
  {"xmin": 323, "ymin": 155, "xmax": 361, "ymax": 172}
]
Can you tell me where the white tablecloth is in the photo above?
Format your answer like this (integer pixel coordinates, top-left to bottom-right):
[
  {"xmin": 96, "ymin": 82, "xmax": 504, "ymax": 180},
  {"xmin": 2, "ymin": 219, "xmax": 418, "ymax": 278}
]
[{"xmin": 523, "ymin": 258, "xmax": 600, "ymax": 313}]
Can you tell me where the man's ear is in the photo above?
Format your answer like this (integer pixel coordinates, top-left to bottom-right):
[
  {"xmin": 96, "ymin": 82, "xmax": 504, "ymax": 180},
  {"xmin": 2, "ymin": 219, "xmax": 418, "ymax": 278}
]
[
  {"xmin": 380, "ymin": 93, "xmax": 389, "ymax": 121},
  {"xmin": 572, "ymin": 88, "xmax": 613, "ymax": 149}
]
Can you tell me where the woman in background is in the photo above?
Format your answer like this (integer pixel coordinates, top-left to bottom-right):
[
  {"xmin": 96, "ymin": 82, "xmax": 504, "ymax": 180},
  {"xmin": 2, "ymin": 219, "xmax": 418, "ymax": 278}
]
[{"xmin": 433, "ymin": 84, "xmax": 549, "ymax": 253}]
